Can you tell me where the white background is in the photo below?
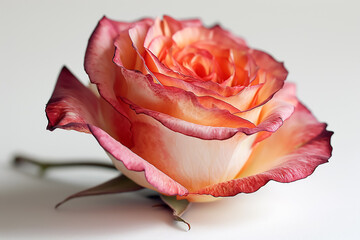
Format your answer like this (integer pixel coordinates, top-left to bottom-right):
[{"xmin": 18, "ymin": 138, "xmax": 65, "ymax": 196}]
[{"xmin": 1, "ymin": 0, "xmax": 359, "ymax": 239}]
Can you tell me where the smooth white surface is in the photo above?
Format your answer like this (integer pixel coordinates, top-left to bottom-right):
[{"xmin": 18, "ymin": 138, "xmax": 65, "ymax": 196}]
[{"xmin": 1, "ymin": 0, "xmax": 359, "ymax": 239}]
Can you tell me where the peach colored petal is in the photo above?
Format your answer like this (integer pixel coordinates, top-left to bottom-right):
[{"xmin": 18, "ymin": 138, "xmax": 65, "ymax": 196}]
[
  {"xmin": 89, "ymin": 125, "xmax": 188, "ymax": 196},
  {"xmin": 46, "ymin": 67, "xmax": 133, "ymax": 148},
  {"xmin": 172, "ymin": 26, "xmax": 247, "ymax": 50},
  {"xmin": 145, "ymin": 36, "xmax": 173, "ymax": 62},
  {"xmin": 138, "ymin": 71, "xmax": 294, "ymax": 138},
  {"xmin": 113, "ymin": 23, "xmax": 151, "ymax": 71},
  {"xmin": 142, "ymin": 16, "xmax": 202, "ymax": 48},
  {"xmin": 126, "ymin": 23, "xmax": 153, "ymax": 72},
  {"xmin": 210, "ymin": 24, "xmax": 248, "ymax": 47},
  {"xmin": 163, "ymin": 15, "xmax": 202, "ymax": 33},
  {"xmin": 112, "ymin": 31, "xmax": 138, "ymax": 69},
  {"xmin": 46, "ymin": 67, "xmax": 187, "ymax": 196},
  {"xmin": 225, "ymin": 50, "xmax": 288, "ymax": 110},
  {"xmin": 249, "ymin": 49, "xmax": 288, "ymax": 84},
  {"xmin": 196, "ymin": 95, "xmax": 241, "ymax": 113},
  {"xmin": 236, "ymin": 83, "xmax": 297, "ymax": 143},
  {"xmin": 117, "ymin": 69, "xmax": 295, "ymax": 141},
  {"xmin": 257, "ymin": 82, "xmax": 297, "ymax": 120},
  {"xmin": 153, "ymin": 69, "xmax": 260, "ymax": 112},
  {"xmin": 145, "ymin": 47, "xmax": 199, "ymax": 79},
  {"xmin": 172, "ymin": 27, "xmax": 212, "ymax": 48},
  {"xmin": 116, "ymin": 69, "xmax": 257, "ymax": 136},
  {"xmin": 145, "ymin": 51, "xmax": 245, "ymax": 96},
  {"xmin": 221, "ymin": 49, "xmax": 287, "ymax": 111},
  {"xmin": 144, "ymin": 48, "xmax": 286, "ymax": 112},
  {"xmin": 143, "ymin": 18, "xmax": 167, "ymax": 48},
  {"xmin": 85, "ymin": 16, "xmax": 152, "ymax": 118},
  {"xmin": 193, "ymin": 102, "xmax": 333, "ymax": 197},
  {"xmin": 122, "ymin": 104, "xmax": 257, "ymax": 193},
  {"xmin": 221, "ymin": 50, "xmax": 253, "ymax": 87}
]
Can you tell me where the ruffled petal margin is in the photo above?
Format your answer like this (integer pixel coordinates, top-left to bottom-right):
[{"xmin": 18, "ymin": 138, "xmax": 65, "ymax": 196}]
[
  {"xmin": 190, "ymin": 102, "xmax": 333, "ymax": 197},
  {"xmin": 45, "ymin": 67, "xmax": 188, "ymax": 196},
  {"xmin": 89, "ymin": 125, "xmax": 189, "ymax": 196},
  {"xmin": 116, "ymin": 69, "xmax": 295, "ymax": 141},
  {"xmin": 46, "ymin": 66, "xmax": 101, "ymax": 133}
]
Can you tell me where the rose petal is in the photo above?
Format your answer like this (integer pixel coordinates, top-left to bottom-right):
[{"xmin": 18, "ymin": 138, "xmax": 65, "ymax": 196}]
[
  {"xmin": 152, "ymin": 74, "xmax": 296, "ymax": 137},
  {"xmin": 89, "ymin": 125, "xmax": 189, "ymax": 196},
  {"xmin": 250, "ymin": 49, "xmax": 288, "ymax": 83},
  {"xmin": 236, "ymin": 82, "xmax": 297, "ymax": 144},
  {"xmin": 139, "ymin": 16, "xmax": 202, "ymax": 51},
  {"xmin": 145, "ymin": 49, "xmax": 286, "ymax": 112},
  {"xmin": 85, "ymin": 16, "xmax": 153, "ymax": 118},
  {"xmin": 223, "ymin": 50, "xmax": 288, "ymax": 110},
  {"xmin": 112, "ymin": 29, "xmax": 142, "ymax": 71},
  {"xmin": 193, "ymin": 102, "xmax": 333, "ymax": 197},
  {"xmin": 116, "ymin": 69, "xmax": 260, "ymax": 138},
  {"xmin": 153, "ymin": 70, "xmax": 244, "ymax": 97},
  {"xmin": 144, "ymin": 50, "xmax": 246, "ymax": 96},
  {"xmin": 116, "ymin": 69, "xmax": 297, "ymax": 140},
  {"xmin": 210, "ymin": 24, "xmax": 248, "ymax": 47},
  {"xmin": 144, "ymin": 35, "xmax": 173, "ymax": 62},
  {"xmin": 121, "ymin": 102, "xmax": 258, "ymax": 192},
  {"xmin": 163, "ymin": 15, "xmax": 202, "ymax": 33},
  {"xmin": 46, "ymin": 67, "xmax": 98, "ymax": 133},
  {"xmin": 45, "ymin": 67, "xmax": 187, "ymax": 196},
  {"xmin": 172, "ymin": 26, "xmax": 247, "ymax": 50},
  {"xmin": 46, "ymin": 67, "xmax": 133, "ymax": 147},
  {"xmin": 196, "ymin": 95, "xmax": 241, "ymax": 113}
]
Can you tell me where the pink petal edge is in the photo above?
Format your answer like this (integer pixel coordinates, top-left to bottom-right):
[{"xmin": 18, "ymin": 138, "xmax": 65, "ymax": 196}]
[
  {"xmin": 88, "ymin": 124, "xmax": 189, "ymax": 196},
  {"xmin": 192, "ymin": 103, "xmax": 333, "ymax": 197},
  {"xmin": 46, "ymin": 66, "xmax": 99, "ymax": 133},
  {"xmin": 116, "ymin": 68, "xmax": 294, "ymax": 140},
  {"xmin": 46, "ymin": 67, "xmax": 187, "ymax": 196}
]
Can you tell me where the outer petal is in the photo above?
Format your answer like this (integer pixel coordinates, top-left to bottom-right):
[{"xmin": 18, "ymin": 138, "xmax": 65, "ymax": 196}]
[
  {"xmin": 46, "ymin": 66, "xmax": 133, "ymax": 147},
  {"xmin": 46, "ymin": 67, "xmax": 187, "ymax": 196},
  {"xmin": 192, "ymin": 102, "xmax": 333, "ymax": 197},
  {"xmin": 120, "ymin": 100, "xmax": 258, "ymax": 193},
  {"xmin": 46, "ymin": 67, "xmax": 99, "ymax": 133},
  {"xmin": 84, "ymin": 16, "xmax": 152, "ymax": 118},
  {"xmin": 89, "ymin": 125, "xmax": 189, "ymax": 196}
]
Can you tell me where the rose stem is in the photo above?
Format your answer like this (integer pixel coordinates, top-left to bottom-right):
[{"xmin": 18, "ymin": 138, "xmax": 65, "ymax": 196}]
[{"xmin": 13, "ymin": 155, "xmax": 116, "ymax": 176}]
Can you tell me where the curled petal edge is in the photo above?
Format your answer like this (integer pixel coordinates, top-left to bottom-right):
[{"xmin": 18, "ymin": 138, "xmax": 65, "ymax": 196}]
[
  {"xmin": 191, "ymin": 104, "xmax": 333, "ymax": 197},
  {"xmin": 115, "ymin": 68, "xmax": 293, "ymax": 140},
  {"xmin": 88, "ymin": 125, "xmax": 189, "ymax": 196}
]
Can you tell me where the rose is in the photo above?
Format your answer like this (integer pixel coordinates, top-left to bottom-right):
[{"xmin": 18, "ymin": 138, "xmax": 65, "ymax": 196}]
[{"xmin": 46, "ymin": 15, "xmax": 332, "ymax": 202}]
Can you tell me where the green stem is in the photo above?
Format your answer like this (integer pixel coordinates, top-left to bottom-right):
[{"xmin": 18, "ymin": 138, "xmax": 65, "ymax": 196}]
[{"xmin": 13, "ymin": 155, "xmax": 116, "ymax": 176}]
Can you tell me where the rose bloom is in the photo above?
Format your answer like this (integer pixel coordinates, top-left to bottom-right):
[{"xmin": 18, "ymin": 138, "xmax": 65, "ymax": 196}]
[{"xmin": 46, "ymin": 16, "xmax": 332, "ymax": 202}]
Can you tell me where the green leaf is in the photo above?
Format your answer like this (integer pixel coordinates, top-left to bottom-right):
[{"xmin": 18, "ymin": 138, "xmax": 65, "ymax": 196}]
[
  {"xmin": 160, "ymin": 195, "xmax": 191, "ymax": 230},
  {"xmin": 55, "ymin": 174, "xmax": 143, "ymax": 208}
]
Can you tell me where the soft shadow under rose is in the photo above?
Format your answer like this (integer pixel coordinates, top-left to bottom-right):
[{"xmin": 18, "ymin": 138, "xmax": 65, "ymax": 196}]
[{"xmin": 46, "ymin": 15, "xmax": 333, "ymax": 202}]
